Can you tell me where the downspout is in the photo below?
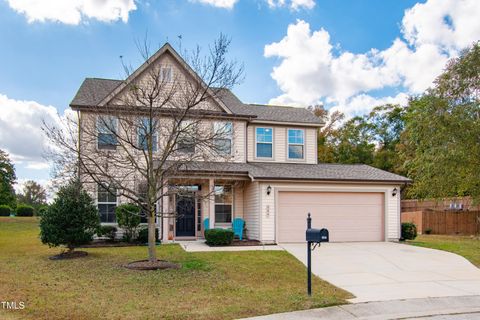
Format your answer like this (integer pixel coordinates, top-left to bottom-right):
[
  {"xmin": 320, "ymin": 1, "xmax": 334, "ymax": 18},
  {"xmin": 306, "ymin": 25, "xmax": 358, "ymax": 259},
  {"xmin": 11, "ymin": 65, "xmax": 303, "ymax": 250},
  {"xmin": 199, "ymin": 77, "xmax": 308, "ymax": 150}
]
[{"xmin": 77, "ymin": 110, "xmax": 82, "ymax": 181}]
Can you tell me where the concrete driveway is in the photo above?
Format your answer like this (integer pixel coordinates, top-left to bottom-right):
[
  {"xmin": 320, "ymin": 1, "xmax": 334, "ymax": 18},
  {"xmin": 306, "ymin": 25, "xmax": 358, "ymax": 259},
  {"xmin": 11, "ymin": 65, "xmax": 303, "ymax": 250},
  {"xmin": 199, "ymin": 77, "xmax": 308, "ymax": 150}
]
[{"xmin": 281, "ymin": 242, "xmax": 480, "ymax": 303}]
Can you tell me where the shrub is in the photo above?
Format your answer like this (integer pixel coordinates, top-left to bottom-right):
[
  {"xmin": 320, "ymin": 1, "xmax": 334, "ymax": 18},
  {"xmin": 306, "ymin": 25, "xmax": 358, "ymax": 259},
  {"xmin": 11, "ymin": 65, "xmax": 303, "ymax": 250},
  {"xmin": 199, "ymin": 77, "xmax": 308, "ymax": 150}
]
[
  {"xmin": 37, "ymin": 204, "xmax": 49, "ymax": 217},
  {"xmin": 401, "ymin": 222, "xmax": 418, "ymax": 240},
  {"xmin": 115, "ymin": 204, "xmax": 141, "ymax": 242},
  {"xmin": 97, "ymin": 225, "xmax": 117, "ymax": 241},
  {"xmin": 0, "ymin": 205, "xmax": 12, "ymax": 216},
  {"xmin": 16, "ymin": 204, "xmax": 35, "ymax": 217},
  {"xmin": 136, "ymin": 227, "xmax": 159, "ymax": 244},
  {"xmin": 40, "ymin": 180, "xmax": 100, "ymax": 252},
  {"xmin": 205, "ymin": 228, "xmax": 234, "ymax": 246},
  {"xmin": 425, "ymin": 228, "xmax": 432, "ymax": 235}
]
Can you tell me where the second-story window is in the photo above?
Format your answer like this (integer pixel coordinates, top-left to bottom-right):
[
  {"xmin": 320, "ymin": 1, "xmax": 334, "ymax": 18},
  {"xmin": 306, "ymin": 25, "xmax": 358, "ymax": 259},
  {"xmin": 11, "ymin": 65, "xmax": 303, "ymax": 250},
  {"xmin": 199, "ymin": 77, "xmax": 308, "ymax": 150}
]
[
  {"xmin": 213, "ymin": 122, "xmax": 233, "ymax": 155},
  {"xmin": 177, "ymin": 120, "xmax": 195, "ymax": 154},
  {"xmin": 288, "ymin": 129, "xmax": 305, "ymax": 159},
  {"xmin": 256, "ymin": 127, "xmax": 273, "ymax": 158},
  {"xmin": 97, "ymin": 115, "xmax": 118, "ymax": 150},
  {"xmin": 138, "ymin": 117, "xmax": 158, "ymax": 152}
]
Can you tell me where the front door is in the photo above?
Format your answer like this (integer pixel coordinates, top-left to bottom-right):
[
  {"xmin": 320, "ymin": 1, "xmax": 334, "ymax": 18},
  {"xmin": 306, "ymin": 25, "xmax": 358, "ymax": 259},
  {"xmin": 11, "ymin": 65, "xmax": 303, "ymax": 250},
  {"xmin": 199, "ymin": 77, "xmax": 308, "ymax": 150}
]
[{"xmin": 175, "ymin": 194, "xmax": 196, "ymax": 237}]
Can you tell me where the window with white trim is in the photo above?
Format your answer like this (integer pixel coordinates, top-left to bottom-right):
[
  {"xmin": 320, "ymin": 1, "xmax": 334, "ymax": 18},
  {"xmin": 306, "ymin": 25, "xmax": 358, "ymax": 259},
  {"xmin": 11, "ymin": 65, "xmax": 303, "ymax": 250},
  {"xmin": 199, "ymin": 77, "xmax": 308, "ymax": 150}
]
[
  {"xmin": 97, "ymin": 116, "xmax": 118, "ymax": 150},
  {"xmin": 97, "ymin": 184, "xmax": 117, "ymax": 223},
  {"xmin": 138, "ymin": 117, "xmax": 158, "ymax": 152},
  {"xmin": 177, "ymin": 120, "xmax": 195, "ymax": 154},
  {"xmin": 255, "ymin": 127, "xmax": 273, "ymax": 158},
  {"xmin": 214, "ymin": 185, "xmax": 232, "ymax": 223},
  {"xmin": 288, "ymin": 129, "xmax": 305, "ymax": 159},
  {"xmin": 213, "ymin": 122, "xmax": 233, "ymax": 155}
]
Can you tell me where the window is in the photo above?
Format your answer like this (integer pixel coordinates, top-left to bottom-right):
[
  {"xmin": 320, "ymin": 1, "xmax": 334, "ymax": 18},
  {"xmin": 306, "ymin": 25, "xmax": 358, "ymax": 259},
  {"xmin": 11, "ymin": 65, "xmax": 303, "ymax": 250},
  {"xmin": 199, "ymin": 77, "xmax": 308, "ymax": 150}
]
[
  {"xmin": 138, "ymin": 117, "xmax": 158, "ymax": 152},
  {"xmin": 288, "ymin": 129, "xmax": 305, "ymax": 159},
  {"xmin": 160, "ymin": 66, "xmax": 172, "ymax": 82},
  {"xmin": 97, "ymin": 184, "xmax": 117, "ymax": 223},
  {"xmin": 137, "ymin": 181, "xmax": 153, "ymax": 223},
  {"xmin": 214, "ymin": 185, "xmax": 232, "ymax": 223},
  {"xmin": 97, "ymin": 116, "xmax": 118, "ymax": 150},
  {"xmin": 213, "ymin": 122, "xmax": 233, "ymax": 155},
  {"xmin": 177, "ymin": 121, "xmax": 195, "ymax": 154},
  {"xmin": 256, "ymin": 127, "xmax": 273, "ymax": 158}
]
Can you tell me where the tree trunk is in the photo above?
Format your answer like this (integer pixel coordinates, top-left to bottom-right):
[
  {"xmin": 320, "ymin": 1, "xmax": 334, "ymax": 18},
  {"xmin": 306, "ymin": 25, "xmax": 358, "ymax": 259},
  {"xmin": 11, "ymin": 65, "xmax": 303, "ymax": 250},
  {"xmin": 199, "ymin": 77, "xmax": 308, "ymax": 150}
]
[{"xmin": 147, "ymin": 209, "xmax": 157, "ymax": 262}]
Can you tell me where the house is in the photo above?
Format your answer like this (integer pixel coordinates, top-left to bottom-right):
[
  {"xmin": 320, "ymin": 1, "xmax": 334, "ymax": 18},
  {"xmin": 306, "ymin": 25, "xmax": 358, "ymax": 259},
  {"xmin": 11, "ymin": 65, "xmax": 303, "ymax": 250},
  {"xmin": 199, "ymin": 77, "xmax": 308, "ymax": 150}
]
[{"xmin": 70, "ymin": 43, "xmax": 411, "ymax": 243}]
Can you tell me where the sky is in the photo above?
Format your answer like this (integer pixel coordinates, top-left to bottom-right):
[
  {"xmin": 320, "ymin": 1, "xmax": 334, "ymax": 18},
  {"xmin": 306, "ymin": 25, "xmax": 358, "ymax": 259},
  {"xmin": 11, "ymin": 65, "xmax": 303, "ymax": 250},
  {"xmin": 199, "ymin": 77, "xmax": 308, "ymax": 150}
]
[{"xmin": 0, "ymin": 0, "xmax": 479, "ymax": 192}]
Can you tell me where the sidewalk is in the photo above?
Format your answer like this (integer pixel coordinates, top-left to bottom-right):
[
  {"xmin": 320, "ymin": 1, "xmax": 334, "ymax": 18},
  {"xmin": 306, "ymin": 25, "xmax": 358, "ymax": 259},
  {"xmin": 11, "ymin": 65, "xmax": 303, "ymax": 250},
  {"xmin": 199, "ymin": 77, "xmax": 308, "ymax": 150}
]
[
  {"xmin": 178, "ymin": 240, "xmax": 284, "ymax": 252},
  {"xmin": 241, "ymin": 296, "xmax": 480, "ymax": 320}
]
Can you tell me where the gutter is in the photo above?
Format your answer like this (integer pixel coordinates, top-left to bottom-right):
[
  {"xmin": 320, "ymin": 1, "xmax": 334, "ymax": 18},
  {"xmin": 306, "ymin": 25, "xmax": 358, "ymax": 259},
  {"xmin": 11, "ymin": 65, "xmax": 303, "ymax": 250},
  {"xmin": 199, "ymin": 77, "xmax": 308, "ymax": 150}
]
[{"xmin": 251, "ymin": 177, "xmax": 413, "ymax": 184}]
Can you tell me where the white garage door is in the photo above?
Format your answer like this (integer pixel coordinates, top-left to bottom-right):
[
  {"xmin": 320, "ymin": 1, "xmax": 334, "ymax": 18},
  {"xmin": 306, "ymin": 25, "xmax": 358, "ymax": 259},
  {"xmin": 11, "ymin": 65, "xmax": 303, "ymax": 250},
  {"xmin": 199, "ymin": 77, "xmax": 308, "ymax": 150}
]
[{"xmin": 277, "ymin": 192, "xmax": 384, "ymax": 242}]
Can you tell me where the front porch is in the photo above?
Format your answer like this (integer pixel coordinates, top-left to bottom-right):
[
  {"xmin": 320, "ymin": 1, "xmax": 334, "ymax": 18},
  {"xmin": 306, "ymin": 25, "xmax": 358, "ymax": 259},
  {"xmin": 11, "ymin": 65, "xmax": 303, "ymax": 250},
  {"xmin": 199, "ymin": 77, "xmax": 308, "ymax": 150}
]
[{"xmin": 162, "ymin": 175, "xmax": 256, "ymax": 242}]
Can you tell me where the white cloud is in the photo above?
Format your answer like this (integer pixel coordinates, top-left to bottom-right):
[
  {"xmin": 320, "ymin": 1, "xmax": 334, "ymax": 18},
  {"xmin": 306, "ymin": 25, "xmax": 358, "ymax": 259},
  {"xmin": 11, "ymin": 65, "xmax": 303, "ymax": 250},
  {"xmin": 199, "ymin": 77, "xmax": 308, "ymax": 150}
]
[
  {"xmin": 0, "ymin": 94, "xmax": 62, "ymax": 171},
  {"xmin": 330, "ymin": 93, "xmax": 409, "ymax": 118},
  {"xmin": 192, "ymin": 0, "xmax": 314, "ymax": 10},
  {"xmin": 6, "ymin": 0, "xmax": 137, "ymax": 25},
  {"xmin": 267, "ymin": 0, "xmax": 315, "ymax": 10},
  {"xmin": 264, "ymin": 0, "xmax": 480, "ymax": 117},
  {"xmin": 191, "ymin": 0, "xmax": 238, "ymax": 9}
]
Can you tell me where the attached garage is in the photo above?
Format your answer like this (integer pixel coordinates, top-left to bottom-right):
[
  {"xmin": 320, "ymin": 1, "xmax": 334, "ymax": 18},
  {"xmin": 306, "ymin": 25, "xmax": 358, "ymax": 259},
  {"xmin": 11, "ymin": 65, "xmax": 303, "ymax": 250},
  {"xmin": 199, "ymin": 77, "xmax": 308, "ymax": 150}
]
[{"xmin": 277, "ymin": 191, "xmax": 385, "ymax": 243}]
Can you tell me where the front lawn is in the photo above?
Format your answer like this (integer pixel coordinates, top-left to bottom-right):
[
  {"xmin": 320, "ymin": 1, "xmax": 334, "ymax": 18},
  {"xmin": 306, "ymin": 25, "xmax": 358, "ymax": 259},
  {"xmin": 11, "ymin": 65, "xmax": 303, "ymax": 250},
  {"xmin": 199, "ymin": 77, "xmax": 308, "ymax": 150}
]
[
  {"xmin": 0, "ymin": 217, "xmax": 351, "ymax": 320},
  {"xmin": 408, "ymin": 234, "xmax": 480, "ymax": 267}
]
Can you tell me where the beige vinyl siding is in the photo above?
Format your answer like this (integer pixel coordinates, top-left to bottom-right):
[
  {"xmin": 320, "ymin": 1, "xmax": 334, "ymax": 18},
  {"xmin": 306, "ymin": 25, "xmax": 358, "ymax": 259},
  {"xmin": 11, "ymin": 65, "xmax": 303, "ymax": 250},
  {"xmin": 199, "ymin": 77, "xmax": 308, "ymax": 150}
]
[
  {"xmin": 275, "ymin": 127, "xmax": 286, "ymax": 162},
  {"xmin": 243, "ymin": 181, "xmax": 260, "ymax": 240},
  {"xmin": 247, "ymin": 125, "xmax": 317, "ymax": 164},
  {"xmin": 258, "ymin": 182, "xmax": 401, "ymax": 243},
  {"xmin": 247, "ymin": 125, "xmax": 254, "ymax": 162},
  {"xmin": 305, "ymin": 128, "xmax": 317, "ymax": 164},
  {"xmin": 234, "ymin": 185, "xmax": 244, "ymax": 219},
  {"xmin": 233, "ymin": 121, "xmax": 246, "ymax": 163}
]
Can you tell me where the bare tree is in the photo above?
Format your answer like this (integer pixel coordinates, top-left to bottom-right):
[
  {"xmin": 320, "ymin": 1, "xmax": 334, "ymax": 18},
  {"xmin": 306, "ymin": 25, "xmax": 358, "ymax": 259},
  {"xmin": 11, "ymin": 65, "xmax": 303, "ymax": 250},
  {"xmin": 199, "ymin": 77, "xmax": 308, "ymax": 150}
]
[
  {"xmin": 17, "ymin": 180, "xmax": 47, "ymax": 208},
  {"xmin": 43, "ymin": 35, "xmax": 243, "ymax": 263}
]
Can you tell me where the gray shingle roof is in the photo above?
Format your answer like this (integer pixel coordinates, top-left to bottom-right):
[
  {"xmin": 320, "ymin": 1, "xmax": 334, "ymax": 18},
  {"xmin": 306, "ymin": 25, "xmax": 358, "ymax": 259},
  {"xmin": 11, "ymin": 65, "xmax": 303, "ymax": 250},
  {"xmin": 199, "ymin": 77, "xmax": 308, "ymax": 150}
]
[
  {"xmin": 70, "ymin": 78, "xmax": 122, "ymax": 107},
  {"xmin": 70, "ymin": 78, "xmax": 323, "ymax": 125},
  {"xmin": 175, "ymin": 162, "xmax": 412, "ymax": 183},
  {"xmin": 215, "ymin": 88, "xmax": 323, "ymax": 125}
]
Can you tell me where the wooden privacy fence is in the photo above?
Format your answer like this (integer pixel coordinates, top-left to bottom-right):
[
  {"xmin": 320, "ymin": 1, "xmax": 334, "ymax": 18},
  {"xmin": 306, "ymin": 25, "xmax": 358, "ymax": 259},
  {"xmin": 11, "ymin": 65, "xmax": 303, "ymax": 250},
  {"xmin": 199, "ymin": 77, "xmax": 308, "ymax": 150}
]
[
  {"xmin": 402, "ymin": 197, "xmax": 480, "ymax": 212},
  {"xmin": 401, "ymin": 210, "xmax": 480, "ymax": 235}
]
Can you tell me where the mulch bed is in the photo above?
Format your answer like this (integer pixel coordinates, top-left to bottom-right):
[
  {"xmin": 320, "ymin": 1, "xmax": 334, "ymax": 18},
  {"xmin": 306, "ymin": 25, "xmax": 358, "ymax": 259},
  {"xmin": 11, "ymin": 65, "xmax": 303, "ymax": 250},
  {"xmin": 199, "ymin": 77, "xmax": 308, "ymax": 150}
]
[
  {"xmin": 231, "ymin": 239, "xmax": 263, "ymax": 246},
  {"xmin": 125, "ymin": 260, "xmax": 181, "ymax": 270},
  {"xmin": 206, "ymin": 239, "xmax": 273, "ymax": 247},
  {"xmin": 49, "ymin": 251, "xmax": 88, "ymax": 260}
]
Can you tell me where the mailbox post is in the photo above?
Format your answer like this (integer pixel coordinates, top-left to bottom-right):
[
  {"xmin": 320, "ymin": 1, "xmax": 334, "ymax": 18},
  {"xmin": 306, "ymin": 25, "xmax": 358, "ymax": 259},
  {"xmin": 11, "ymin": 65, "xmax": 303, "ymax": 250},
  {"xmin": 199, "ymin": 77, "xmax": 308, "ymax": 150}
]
[
  {"xmin": 305, "ymin": 213, "xmax": 329, "ymax": 296},
  {"xmin": 307, "ymin": 213, "xmax": 312, "ymax": 296}
]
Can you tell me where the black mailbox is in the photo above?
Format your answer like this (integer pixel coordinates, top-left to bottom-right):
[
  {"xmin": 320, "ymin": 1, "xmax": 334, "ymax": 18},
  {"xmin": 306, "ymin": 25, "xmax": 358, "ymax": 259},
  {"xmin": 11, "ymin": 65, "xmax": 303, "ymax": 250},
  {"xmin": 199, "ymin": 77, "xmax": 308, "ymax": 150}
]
[{"xmin": 306, "ymin": 228, "xmax": 329, "ymax": 243}]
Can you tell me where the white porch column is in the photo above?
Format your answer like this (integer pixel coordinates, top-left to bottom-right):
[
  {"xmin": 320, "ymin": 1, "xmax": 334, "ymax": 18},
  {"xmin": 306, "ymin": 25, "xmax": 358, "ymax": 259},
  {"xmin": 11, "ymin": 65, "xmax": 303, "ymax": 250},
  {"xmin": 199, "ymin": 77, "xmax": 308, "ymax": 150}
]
[
  {"xmin": 209, "ymin": 178, "xmax": 215, "ymax": 229},
  {"xmin": 161, "ymin": 184, "xmax": 169, "ymax": 241}
]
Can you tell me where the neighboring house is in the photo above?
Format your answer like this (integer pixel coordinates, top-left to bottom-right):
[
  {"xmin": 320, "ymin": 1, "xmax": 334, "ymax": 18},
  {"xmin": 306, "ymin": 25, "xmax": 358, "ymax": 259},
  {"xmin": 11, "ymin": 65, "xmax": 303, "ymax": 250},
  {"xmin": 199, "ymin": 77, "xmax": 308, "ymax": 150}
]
[{"xmin": 70, "ymin": 43, "xmax": 411, "ymax": 243}]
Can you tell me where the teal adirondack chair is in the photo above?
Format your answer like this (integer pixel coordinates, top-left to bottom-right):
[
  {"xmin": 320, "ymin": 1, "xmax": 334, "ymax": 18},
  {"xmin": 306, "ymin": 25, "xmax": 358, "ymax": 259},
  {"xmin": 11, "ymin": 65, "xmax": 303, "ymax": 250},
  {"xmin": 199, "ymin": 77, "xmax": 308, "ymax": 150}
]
[
  {"xmin": 232, "ymin": 218, "xmax": 245, "ymax": 240},
  {"xmin": 203, "ymin": 218, "xmax": 210, "ymax": 232}
]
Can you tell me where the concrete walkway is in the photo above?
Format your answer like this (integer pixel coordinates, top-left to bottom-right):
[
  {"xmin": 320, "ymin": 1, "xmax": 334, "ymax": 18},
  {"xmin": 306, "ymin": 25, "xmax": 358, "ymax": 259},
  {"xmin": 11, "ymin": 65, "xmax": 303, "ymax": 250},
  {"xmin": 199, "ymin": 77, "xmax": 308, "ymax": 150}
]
[
  {"xmin": 281, "ymin": 242, "xmax": 480, "ymax": 303},
  {"xmin": 179, "ymin": 240, "xmax": 284, "ymax": 252},
  {"xmin": 242, "ymin": 295, "xmax": 480, "ymax": 320}
]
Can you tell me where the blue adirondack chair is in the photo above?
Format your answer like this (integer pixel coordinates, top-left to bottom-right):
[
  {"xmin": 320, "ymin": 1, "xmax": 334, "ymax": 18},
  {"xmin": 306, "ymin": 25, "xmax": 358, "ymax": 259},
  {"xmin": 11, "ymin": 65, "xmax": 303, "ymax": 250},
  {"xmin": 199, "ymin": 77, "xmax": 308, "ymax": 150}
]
[
  {"xmin": 232, "ymin": 218, "xmax": 245, "ymax": 240},
  {"xmin": 203, "ymin": 218, "xmax": 210, "ymax": 232}
]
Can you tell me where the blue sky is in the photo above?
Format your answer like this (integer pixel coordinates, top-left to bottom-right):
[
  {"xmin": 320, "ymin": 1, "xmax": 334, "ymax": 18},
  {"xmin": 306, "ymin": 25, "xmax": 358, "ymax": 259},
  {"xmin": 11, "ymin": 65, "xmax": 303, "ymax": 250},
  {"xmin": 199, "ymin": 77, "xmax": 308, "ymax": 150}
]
[{"xmin": 0, "ymin": 0, "xmax": 478, "ymax": 190}]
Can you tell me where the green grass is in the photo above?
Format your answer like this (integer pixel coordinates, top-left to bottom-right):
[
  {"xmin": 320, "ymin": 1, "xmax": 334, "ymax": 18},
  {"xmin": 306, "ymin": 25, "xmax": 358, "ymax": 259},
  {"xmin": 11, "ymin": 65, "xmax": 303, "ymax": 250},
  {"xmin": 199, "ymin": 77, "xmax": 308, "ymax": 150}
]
[
  {"xmin": 0, "ymin": 217, "xmax": 351, "ymax": 320},
  {"xmin": 408, "ymin": 234, "xmax": 480, "ymax": 267}
]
